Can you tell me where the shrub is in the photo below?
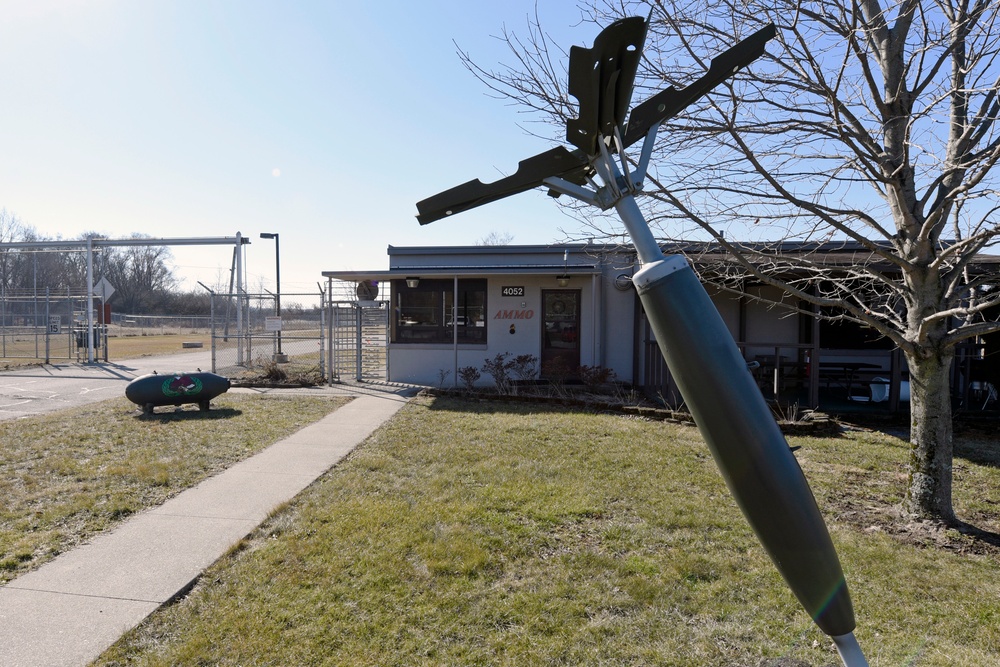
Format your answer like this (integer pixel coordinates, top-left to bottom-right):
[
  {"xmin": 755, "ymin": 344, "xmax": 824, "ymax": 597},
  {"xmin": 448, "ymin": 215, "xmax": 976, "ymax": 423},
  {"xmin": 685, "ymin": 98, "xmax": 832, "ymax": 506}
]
[
  {"xmin": 541, "ymin": 357, "xmax": 572, "ymax": 389},
  {"xmin": 481, "ymin": 353, "xmax": 514, "ymax": 394},
  {"xmin": 510, "ymin": 354, "xmax": 539, "ymax": 382},
  {"xmin": 578, "ymin": 364, "xmax": 616, "ymax": 388},
  {"xmin": 457, "ymin": 366, "xmax": 481, "ymax": 391}
]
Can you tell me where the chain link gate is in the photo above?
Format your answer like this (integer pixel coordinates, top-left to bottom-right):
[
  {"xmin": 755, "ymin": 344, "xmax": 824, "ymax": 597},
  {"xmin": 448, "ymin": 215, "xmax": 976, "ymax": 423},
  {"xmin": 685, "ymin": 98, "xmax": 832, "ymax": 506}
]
[
  {"xmin": 0, "ymin": 288, "xmax": 101, "ymax": 363},
  {"xmin": 327, "ymin": 300, "xmax": 388, "ymax": 383},
  {"xmin": 208, "ymin": 291, "xmax": 326, "ymax": 381}
]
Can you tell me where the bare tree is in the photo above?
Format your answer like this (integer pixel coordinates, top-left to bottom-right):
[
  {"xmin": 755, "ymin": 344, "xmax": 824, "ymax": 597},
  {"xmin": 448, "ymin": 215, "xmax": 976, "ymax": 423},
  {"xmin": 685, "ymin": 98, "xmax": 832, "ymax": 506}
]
[
  {"xmin": 99, "ymin": 234, "xmax": 176, "ymax": 313},
  {"xmin": 476, "ymin": 230, "xmax": 516, "ymax": 245},
  {"xmin": 0, "ymin": 208, "xmax": 28, "ymax": 292},
  {"xmin": 462, "ymin": 0, "xmax": 1000, "ymax": 524}
]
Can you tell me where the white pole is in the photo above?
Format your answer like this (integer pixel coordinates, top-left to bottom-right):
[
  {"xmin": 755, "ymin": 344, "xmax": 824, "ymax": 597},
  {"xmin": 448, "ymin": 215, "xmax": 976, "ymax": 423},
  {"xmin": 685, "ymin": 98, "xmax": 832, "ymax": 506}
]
[
  {"xmin": 832, "ymin": 633, "xmax": 869, "ymax": 667},
  {"xmin": 235, "ymin": 232, "xmax": 244, "ymax": 366},
  {"xmin": 453, "ymin": 276, "xmax": 459, "ymax": 388},
  {"xmin": 86, "ymin": 237, "xmax": 94, "ymax": 363}
]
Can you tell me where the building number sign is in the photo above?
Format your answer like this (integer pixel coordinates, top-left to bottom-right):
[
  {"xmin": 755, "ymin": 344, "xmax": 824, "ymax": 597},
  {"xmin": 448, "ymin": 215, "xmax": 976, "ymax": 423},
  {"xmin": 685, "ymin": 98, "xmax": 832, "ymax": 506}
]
[{"xmin": 501, "ymin": 286, "xmax": 525, "ymax": 297}]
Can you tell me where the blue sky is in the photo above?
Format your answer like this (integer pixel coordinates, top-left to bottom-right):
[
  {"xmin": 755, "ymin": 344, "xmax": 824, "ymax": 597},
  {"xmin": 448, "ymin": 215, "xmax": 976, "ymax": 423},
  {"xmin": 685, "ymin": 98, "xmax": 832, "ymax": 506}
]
[{"xmin": 0, "ymin": 1, "xmax": 597, "ymax": 294}]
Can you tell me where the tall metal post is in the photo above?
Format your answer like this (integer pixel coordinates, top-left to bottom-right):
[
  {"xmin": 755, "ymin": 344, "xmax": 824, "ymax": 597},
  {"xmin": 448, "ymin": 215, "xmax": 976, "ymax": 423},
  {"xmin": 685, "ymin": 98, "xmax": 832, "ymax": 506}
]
[
  {"xmin": 355, "ymin": 303, "xmax": 363, "ymax": 382},
  {"xmin": 44, "ymin": 288, "xmax": 50, "ymax": 364},
  {"xmin": 235, "ymin": 232, "xmax": 244, "ymax": 366},
  {"xmin": 317, "ymin": 287, "xmax": 326, "ymax": 381},
  {"xmin": 327, "ymin": 277, "xmax": 335, "ymax": 385},
  {"xmin": 85, "ymin": 236, "xmax": 95, "ymax": 363}
]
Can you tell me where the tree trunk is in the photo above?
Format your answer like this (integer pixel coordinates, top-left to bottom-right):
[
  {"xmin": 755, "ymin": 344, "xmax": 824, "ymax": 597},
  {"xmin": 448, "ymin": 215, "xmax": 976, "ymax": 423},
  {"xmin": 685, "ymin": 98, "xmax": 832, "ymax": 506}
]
[{"xmin": 905, "ymin": 348, "xmax": 956, "ymax": 523}]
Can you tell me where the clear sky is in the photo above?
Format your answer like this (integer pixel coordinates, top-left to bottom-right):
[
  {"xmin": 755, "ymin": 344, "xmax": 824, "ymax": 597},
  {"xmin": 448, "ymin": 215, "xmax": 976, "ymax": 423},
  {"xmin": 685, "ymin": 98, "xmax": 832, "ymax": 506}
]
[{"xmin": 0, "ymin": 1, "xmax": 599, "ymax": 296}]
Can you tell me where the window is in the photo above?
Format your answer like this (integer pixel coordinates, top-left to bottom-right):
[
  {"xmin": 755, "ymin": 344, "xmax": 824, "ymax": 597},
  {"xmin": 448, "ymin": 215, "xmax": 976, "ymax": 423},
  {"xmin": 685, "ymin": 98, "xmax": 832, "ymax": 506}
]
[
  {"xmin": 819, "ymin": 311, "xmax": 893, "ymax": 349},
  {"xmin": 393, "ymin": 279, "xmax": 487, "ymax": 344}
]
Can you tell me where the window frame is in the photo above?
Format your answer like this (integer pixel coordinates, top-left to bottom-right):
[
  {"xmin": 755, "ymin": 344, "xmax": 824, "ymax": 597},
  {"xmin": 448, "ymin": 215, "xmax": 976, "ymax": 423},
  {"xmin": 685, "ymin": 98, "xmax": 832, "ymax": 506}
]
[{"xmin": 392, "ymin": 278, "xmax": 487, "ymax": 345}]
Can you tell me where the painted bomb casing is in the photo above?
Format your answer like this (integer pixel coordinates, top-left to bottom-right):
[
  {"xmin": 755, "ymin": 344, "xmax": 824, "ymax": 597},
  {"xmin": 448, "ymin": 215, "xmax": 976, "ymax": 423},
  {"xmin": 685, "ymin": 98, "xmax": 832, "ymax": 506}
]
[{"xmin": 125, "ymin": 371, "xmax": 231, "ymax": 414}]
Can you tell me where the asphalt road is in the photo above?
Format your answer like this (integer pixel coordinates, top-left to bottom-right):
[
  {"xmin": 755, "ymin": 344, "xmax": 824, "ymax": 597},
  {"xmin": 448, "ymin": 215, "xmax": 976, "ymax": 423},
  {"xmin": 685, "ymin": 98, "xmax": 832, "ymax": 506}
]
[{"xmin": 0, "ymin": 350, "xmax": 215, "ymax": 422}]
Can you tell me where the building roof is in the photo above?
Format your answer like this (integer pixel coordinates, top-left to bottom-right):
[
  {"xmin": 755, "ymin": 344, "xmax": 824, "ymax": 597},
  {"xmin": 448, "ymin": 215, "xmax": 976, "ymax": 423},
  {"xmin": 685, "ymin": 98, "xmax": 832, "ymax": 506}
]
[{"xmin": 320, "ymin": 240, "xmax": 1000, "ymax": 283}]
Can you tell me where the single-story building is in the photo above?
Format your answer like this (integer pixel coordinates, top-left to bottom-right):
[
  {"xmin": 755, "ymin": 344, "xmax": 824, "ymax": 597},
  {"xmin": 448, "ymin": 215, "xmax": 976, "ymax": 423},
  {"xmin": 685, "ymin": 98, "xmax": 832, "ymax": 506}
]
[{"xmin": 323, "ymin": 242, "xmax": 1000, "ymax": 412}]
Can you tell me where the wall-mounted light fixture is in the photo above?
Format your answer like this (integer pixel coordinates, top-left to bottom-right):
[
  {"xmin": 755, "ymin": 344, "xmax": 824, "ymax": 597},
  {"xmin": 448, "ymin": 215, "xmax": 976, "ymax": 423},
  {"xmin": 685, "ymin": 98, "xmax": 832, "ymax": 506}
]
[{"xmin": 405, "ymin": 277, "xmax": 421, "ymax": 288}]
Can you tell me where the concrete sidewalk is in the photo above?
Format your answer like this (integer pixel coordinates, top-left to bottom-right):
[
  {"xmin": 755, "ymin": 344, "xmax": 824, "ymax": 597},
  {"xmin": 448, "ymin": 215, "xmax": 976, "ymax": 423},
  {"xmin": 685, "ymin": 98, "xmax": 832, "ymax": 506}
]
[{"xmin": 0, "ymin": 385, "xmax": 416, "ymax": 667}]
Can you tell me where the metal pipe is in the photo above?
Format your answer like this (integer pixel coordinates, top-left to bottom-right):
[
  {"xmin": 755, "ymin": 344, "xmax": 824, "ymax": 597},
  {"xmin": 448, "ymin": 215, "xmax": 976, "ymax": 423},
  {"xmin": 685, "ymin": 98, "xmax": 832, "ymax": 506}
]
[
  {"xmin": 614, "ymin": 193, "xmax": 662, "ymax": 265},
  {"xmin": 832, "ymin": 633, "xmax": 869, "ymax": 667},
  {"xmin": 235, "ymin": 232, "xmax": 244, "ymax": 367},
  {"xmin": 86, "ymin": 237, "xmax": 94, "ymax": 363}
]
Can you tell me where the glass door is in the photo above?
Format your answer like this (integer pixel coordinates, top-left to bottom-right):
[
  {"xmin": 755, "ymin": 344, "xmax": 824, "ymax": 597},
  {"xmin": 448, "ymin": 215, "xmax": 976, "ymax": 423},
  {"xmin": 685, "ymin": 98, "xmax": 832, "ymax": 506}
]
[{"xmin": 540, "ymin": 290, "xmax": 580, "ymax": 378}]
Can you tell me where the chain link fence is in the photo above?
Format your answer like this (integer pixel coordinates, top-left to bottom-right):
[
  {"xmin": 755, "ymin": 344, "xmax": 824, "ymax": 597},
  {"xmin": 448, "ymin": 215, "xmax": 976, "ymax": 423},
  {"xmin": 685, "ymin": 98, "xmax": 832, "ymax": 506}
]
[
  {"xmin": 209, "ymin": 292, "xmax": 326, "ymax": 381},
  {"xmin": 109, "ymin": 313, "xmax": 211, "ymax": 337},
  {"xmin": 0, "ymin": 288, "xmax": 98, "ymax": 362}
]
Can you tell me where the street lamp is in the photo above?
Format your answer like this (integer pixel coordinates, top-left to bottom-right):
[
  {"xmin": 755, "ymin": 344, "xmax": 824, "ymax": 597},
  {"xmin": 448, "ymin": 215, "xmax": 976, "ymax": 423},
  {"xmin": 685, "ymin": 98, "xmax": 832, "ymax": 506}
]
[{"xmin": 259, "ymin": 232, "xmax": 282, "ymax": 356}]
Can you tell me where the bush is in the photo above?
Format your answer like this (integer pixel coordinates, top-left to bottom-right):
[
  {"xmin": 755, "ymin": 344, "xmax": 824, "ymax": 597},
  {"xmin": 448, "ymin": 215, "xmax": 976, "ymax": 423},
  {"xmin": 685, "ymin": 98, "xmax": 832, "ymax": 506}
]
[
  {"xmin": 578, "ymin": 365, "xmax": 616, "ymax": 388},
  {"xmin": 457, "ymin": 366, "xmax": 481, "ymax": 391},
  {"xmin": 541, "ymin": 357, "xmax": 572, "ymax": 388},
  {"xmin": 510, "ymin": 354, "xmax": 539, "ymax": 382},
  {"xmin": 482, "ymin": 353, "xmax": 514, "ymax": 394}
]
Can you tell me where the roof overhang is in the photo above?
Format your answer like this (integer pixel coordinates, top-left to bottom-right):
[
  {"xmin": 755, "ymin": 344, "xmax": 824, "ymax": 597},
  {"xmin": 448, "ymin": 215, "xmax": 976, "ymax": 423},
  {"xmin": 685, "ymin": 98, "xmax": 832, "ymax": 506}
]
[{"xmin": 322, "ymin": 265, "xmax": 601, "ymax": 282}]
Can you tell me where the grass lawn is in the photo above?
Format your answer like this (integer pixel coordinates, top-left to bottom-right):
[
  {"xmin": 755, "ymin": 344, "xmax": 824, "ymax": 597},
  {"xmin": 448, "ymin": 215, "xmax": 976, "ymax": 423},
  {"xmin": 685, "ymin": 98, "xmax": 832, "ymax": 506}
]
[
  {"xmin": 107, "ymin": 333, "xmax": 213, "ymax": 359},
  {"xmin": 0, "ymin": 393, "xmax": 350, "ymax": 583},
  {"xmin": 94, "ymin": 395, "xmax": 1000, "ymax": 666}
]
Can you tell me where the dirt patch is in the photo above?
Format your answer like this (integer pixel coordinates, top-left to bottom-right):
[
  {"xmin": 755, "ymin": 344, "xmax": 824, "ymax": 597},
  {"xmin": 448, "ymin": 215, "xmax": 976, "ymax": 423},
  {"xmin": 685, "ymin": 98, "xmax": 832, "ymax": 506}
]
[{"xmin": 828, "ymin": 495, "xmax": 1000, "ymax": 556}]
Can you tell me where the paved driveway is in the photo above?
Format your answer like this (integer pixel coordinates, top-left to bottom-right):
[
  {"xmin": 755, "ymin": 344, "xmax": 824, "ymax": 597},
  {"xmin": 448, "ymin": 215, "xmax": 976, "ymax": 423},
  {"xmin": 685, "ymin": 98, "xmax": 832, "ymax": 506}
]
[{"xmin": 0, "ymin": 351, "xmax": 215, "ymax": 421}]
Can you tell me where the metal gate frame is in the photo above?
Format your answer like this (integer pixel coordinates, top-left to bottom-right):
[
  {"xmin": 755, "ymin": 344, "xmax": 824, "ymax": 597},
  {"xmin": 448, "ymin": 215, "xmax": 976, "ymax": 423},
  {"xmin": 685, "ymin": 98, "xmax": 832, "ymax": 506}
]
[{"xmin": 326, "ymin": 300, "xmax": 389, "ymax": 383}]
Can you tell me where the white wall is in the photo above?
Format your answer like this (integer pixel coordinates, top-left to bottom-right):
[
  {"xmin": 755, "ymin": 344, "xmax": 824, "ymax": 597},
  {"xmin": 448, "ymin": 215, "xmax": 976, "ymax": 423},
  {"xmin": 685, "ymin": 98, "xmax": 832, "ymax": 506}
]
[{"xmin": 387, "ymin": 270, "xmax": 638, "ymax": 387}]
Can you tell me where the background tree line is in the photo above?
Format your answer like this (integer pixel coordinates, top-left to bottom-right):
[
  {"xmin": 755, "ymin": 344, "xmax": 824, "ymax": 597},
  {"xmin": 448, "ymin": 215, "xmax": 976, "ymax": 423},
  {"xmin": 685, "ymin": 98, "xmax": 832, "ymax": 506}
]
[
  {"xmin": 0, "ymin": 208, "xmax": 205, "ymax": 315},
  {"xmin": 0, "ymin": 209, "xmax": 323, "ymax": 319}
]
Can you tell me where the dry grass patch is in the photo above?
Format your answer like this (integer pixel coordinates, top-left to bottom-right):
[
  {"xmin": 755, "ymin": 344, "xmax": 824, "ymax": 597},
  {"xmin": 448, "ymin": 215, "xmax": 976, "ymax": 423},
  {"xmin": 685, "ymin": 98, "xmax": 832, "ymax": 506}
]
[
  {"xmin": 107, "ymin": 333, "xmax": 212, "ymax": 359},
  {"xmin": 96, "ymin": 396, "xmax": 1000, "ymax": 666},
  {"xmin": 0, "ymin": 393, "xmax": 350, "ymax": 582}
]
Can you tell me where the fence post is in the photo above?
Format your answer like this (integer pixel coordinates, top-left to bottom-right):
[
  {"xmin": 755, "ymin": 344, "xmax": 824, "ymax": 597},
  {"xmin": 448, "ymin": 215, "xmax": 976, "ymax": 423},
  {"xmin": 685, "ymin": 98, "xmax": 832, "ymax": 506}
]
[
  {"xmin": 210, "ymin": 292, "xmax": 217, "ymax": 373},
  {"xmin": 318, "ymin": 291, "xmax": 326, "ymax": 382},
  {"xmin": 355, "ymin": 303, "xmax": 363, "ymax": 382},
  {"xmin": 45, "ymin": 288, "xmax": 51, "ymax": 364}
]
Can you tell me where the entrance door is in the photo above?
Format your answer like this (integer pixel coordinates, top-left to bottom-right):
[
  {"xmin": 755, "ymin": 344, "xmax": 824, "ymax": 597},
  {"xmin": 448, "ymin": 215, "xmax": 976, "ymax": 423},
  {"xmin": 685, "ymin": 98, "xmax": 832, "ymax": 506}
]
[{"xmin": 541, "ymin": 290, "xmax": 581, "ymax": 377}]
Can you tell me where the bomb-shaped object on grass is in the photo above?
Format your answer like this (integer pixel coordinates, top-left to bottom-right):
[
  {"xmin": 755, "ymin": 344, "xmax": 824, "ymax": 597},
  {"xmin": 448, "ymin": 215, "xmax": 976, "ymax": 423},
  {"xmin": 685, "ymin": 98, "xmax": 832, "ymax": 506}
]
[{"xmin": 125, "ymin": 371, "xmax": 231, "ymax": 414}]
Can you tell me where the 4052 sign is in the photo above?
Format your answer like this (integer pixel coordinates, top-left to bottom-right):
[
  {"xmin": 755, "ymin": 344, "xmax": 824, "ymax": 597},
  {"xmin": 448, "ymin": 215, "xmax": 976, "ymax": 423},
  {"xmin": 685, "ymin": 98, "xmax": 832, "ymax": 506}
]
[{"xmin": 500, "ymin": 286, "xmax": 525, "ymax": 297}]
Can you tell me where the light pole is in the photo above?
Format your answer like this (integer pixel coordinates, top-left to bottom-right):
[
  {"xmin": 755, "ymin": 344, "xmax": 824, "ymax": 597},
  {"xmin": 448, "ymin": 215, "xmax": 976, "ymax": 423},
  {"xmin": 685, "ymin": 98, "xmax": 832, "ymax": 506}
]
[{"xmin": 259, "ymin": 232, "xmax": 282, "ymax": 356}]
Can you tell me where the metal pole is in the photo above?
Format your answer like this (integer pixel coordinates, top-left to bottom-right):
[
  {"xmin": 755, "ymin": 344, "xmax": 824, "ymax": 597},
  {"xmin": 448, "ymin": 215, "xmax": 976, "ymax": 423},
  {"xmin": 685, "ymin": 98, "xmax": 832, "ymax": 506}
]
[
  {"xmin": 453, "ymin": 276, "xmax": 459, "ymax": 388},
  {"xmin": 318, "ymin": 288, "xmax": 326, "ymax": 381},
  {"xmin": 86, "ymin": 237, "xmax": 94, "ymax": 363},
  {"xmin": 355, "ymin": 303, "xmax": 362, "ymax": 382},
  {"xmin": 235, "ymin": 233, "xmax": 244, "ymax": 366},
  {"xmin": 45, "ymin": 288, "xmax": 50, "ymax": 364},
  {"xmin": 34, "ymin": 253, "xmax": 39, "ymax": 359},
  {"xmin": 101, "ymin": 283, "xmax": 108, "ymax": 362},
  {"xmin": 274, "ymin": 234, "xmax": 281, "ymax": 355},
  {"xmin": 327, "ymin": 278, "xmax": 334, "ymax": 385}
]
